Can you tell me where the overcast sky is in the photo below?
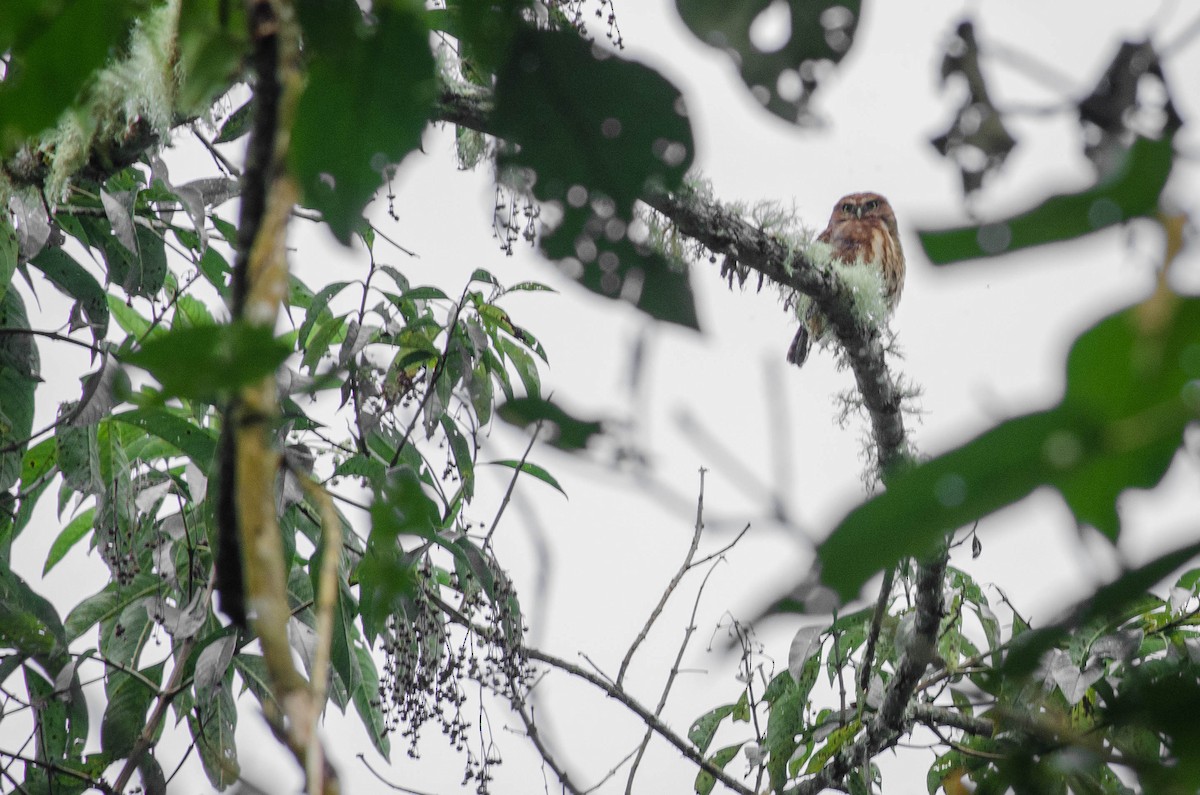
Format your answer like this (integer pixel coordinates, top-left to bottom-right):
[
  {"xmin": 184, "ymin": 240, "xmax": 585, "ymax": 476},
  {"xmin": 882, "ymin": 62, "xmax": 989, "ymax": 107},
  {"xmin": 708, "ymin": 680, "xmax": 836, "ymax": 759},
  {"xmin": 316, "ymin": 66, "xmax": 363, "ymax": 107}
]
[{"xmin": 9, "ymin": 1, "xmax": 1200, "ymax": 793}]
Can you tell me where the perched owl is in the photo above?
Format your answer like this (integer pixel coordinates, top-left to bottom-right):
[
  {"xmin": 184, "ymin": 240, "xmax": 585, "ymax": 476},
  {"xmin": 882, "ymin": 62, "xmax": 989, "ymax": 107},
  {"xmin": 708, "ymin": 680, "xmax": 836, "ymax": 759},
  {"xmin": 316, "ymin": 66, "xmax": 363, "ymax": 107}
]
[{"xmin": 787, "ymin": 192, "xmax": 905, "ymax": 367}]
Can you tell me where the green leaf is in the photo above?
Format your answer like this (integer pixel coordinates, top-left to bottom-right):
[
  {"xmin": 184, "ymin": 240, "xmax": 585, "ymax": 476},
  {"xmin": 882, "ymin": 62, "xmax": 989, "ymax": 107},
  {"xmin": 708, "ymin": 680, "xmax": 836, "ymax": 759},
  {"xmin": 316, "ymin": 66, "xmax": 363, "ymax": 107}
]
[
  {"xmin": 297, "ymin": 280, "xmax": 352, "ymax": 349},
  {"xmin": 492, "ymin": 28, "xmax": 699, "ymax": 329},
  {"xmin": 485, "ymin": 459, "xmax": 566, "ymax": 497},
  {"xmin": 817, "ymin": 297, "xmax": 1200, "ymax": 599},
  {"xmin": 920, "ymin": 135, "xmax": 1174, "ymax": 263},
  {"xmin": 765, "ymin": 683, "xmax": 803, "ymax": 791},
  {"xmin": 351, "ymin": 644, "xmax": 391, "ymax": 757},
  {"xmin": 1, "ymin": 437, "xmax": 57, "ymax": 553},
  {"xmin": 56, "ymin": 417, "xmax": 101, "ymax": 496},
  {"xmin": 101, "ymin": 661, "xmax": 163, "ymax": 758},
  {"xmin": 124, "ymin": 324, "xmax": 292, "ymax": 401},
  {"xmin": 497, "ymin": 397, "xmax": 605, "ymax": 451},
  {"xmin": 358, "ymin": 467, "xmax": 442, "ymax": 642},
  {"xmin": 187, "ymin": 672, "xmax": 239, "ymax": 789},
  {"xmin": 0, "ymin": 213, "xmax": 16, "ymax": 301},
  {"xmin": 676, "ymin": 0, "xmax": 862, "ymax": 122},
  {"xmin": 0, "ymin": 566, "xmax": 69, "ymax": 672},
  {"xmin": 29, "ymin": 247, "xmax": 110, "ymax": 342},
  {"xmin": 110, "ymin": 408, "xmax": 217, "ymax": 466},
  {"xmin": 499, "ymin": 336, "xmax": 540, "ymax": 398},
  {"xmin": 107, "ymin": 293, "xmax": 153, "ymax": 339},
  {"xmin": 401, "ymin": 285, "xmax": 450, "ymax": 302},
  {"xmin": 23, "ymin": 663, "xmax": 92, "ymax": 793},
  {"xmin": 0, "ymin": 0, "xmax": 145, "ymax": 152},
  {"xmin": 103, "ymin": 224, "xmax": 169, "ymax": 298},
  {"xmin": 440, "ymin": 416, "xmax": 475, "ymax": 501},
  {"xmin": 290, "ymin": 4, "xmax": 436, "ymax": 242},
  {"xmin": 1004, "ymin": 539, "xmax": 1200, "ymax": 677},
  {"xmin": 214, "ymin": 98, "xmax": 253, "ymax": 143},
  {"xmin": 694, "ymin": 742, "xmax": 744, "ymax": 795},
  {"xmin": 0, "ymin": 289, "xmax": 38, "ymax": 493},
  {"xmin": 688, "ymin": 704, "xmax": 735, "ymax": 754},
  {"xmin": 66, "ymin": 574, "xmax": 160, "ymax": 642},
  {"xmin": 44, "ymin": 507, "xmax": 97, "ymax": 576}
]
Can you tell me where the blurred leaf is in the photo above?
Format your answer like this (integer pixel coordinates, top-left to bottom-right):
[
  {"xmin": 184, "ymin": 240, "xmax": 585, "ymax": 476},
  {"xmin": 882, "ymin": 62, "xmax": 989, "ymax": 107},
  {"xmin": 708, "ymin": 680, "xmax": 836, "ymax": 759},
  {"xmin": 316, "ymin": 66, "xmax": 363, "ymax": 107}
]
[
  {"xmin": 290, "ymin": 4, "xmax": 436, "ymax": 242},
  {"xmin": 175, "ymin": 0, "xmax": 247, "ymax": 116},
  {"xmin": 497, "ymin": 397, "xmax": 604, "ymax": 450},
  {"xmin": 675, "ymin": 0, "xmax": 861, "ymax": 122},
  {"xmin": 0, "ymin": 290, "xmax": 38, "ymax": 493},
  {"xmin": 493, "ymin": 27, "xmax": 699, "ymax": 329},
  {"xmin": 930, "ymin": 21, "xmax": 1016, "ymax": 195},
  {"xmin": 1078, "ymin": 40, "xmax": 1182, "ymax": 170},
  {"xmin": 485, "ymin": 459, "xmax": 566, "ymax": 497},
  {"xmin": 124, "ymin": 324, "xmax": 291, "ymax": 401},
  {"xmin": 818, "ymin": 296, "xmax": 1200, "ymax": 599},
  {"xmin": 0, "ymin": 0, "xmax": 145, "ymax": 152},
  {"xmin": 921, "ymin": 135, "xmax": 1173, "ymax": 263}
]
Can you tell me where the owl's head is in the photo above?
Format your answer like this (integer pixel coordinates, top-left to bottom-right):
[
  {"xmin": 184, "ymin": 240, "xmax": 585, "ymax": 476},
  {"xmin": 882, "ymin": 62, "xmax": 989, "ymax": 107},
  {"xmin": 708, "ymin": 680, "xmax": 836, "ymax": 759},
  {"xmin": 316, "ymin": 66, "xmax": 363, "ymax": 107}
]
[{"xmin": 829, "ymin": 192, "xmax": 896, "ymax": 225}]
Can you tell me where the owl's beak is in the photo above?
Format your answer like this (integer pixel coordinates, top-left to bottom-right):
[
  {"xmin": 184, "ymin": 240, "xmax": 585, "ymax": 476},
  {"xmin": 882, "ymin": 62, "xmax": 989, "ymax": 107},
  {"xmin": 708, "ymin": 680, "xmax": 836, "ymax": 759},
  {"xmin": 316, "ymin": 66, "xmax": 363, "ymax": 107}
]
[{"xmin": 854, "ymin": 205, "xmax": 864, "ymax": 219}]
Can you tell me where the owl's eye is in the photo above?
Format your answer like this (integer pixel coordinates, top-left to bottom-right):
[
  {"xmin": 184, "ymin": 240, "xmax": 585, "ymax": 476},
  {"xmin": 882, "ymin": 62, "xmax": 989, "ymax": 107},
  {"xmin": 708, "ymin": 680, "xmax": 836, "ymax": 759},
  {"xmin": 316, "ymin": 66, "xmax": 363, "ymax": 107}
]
[
  {"xmin": 841, "ymin": 203, "xmax": 855, "ymax": 214},
  {"xmin": 864, "ymin": 200, "xmax": 879, "ymax": 212}
]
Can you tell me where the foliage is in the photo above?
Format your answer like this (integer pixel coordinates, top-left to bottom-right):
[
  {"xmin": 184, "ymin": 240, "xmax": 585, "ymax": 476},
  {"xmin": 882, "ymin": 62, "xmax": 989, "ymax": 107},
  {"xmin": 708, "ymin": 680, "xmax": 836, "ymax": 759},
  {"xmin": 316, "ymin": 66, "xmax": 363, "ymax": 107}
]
[{"xmin": 0, "ymin": 1, "xmax": 1197, "ymax": 794}]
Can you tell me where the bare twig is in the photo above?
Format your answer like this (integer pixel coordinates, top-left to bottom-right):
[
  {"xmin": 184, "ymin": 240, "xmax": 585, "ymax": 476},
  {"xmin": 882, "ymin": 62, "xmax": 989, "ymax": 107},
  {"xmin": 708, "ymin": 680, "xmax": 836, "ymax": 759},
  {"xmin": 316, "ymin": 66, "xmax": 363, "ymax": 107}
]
[
  {"xmin": 527, "ymin": 648, "xmax": 756, "ymax": 795},
  {"xmin": 510, "ymin": 697, "xmax": 583, "ymax": 795},
  {"xmin": 484, "ymin": 419, "xmax": 543, "ymax": 547},
  {"xmin": 356, "ymin": 754, "xmax": 440, "ymax": 795},
  {"xmin": 617, "ymin": 467, "xmax": 708, "ymax": 687},
  {"xmin": 626, "ymin": 553, "xmax": 725, "ymax": 793}
]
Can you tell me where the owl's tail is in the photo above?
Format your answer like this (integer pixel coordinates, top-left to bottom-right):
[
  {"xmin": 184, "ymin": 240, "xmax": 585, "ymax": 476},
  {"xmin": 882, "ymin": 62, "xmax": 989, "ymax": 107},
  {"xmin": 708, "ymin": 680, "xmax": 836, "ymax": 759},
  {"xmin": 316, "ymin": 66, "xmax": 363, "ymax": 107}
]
[{"xmin": 786, "ymin": 325, "xmax": 811, "ymax": 367}]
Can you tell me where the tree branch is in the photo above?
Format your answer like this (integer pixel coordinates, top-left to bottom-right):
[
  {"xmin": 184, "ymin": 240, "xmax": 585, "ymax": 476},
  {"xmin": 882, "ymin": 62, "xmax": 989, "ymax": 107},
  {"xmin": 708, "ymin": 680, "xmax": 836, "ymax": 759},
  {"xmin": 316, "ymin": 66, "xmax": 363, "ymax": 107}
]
[{"xmin": 432, "ymin": 90, "xmax": 910, "ymax": 473}]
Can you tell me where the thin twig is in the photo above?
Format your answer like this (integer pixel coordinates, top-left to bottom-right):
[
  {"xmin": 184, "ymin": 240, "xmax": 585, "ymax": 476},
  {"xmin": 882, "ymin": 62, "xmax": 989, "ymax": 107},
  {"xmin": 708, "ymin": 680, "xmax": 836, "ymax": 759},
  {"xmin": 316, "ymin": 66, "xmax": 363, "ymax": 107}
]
[
  {"xmin": 510, "ymin": 697, "xmax": 583, "ymax": 795},
  {"xmin": 626, "ymin": 554, "xmax": 725, "ymax": 793},
  {"xmin": 192, "ymin": 125, "xmax": 243, "ymax": 177},
  {"xmin": 356, "ymin": 754, "xmax": 440, "ymax": 795},
  {"xmin": 527, "ymin": 648, "xmax": 756, "ymax": 795},
  {"xmin": 484, "ymin": 419, "xmax": 543, "ymax": 548},
  {"xmin": 617, "ymin": 467, "xmax": 708, "ymax": 687},
  {"xmin": 429, "ymin": 591, "xmax": 755, "ymax": 795}
]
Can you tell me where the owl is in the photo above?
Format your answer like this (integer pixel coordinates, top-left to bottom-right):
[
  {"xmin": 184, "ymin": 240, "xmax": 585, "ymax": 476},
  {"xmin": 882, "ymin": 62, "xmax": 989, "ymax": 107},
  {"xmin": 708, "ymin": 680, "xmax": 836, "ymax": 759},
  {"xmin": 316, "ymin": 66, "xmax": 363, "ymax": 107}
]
[{"xmin": 787, "ymin": 192, "xmax": 906, "ymax": 367}]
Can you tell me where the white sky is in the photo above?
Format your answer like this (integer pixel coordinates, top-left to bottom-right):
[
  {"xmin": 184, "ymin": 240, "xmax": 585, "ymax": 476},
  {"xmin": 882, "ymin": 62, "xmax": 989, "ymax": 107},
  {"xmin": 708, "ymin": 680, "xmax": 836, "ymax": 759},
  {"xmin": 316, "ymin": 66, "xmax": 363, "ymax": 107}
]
[{"xmin": 8, "ymin": 1, "xmax": 1200, "ymax": 793}]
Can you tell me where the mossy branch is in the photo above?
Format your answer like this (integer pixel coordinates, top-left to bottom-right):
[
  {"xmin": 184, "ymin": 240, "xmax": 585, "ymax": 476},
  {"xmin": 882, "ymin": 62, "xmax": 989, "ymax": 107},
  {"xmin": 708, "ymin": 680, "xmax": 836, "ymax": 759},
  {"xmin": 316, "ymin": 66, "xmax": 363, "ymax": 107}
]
[{"xmin": 225, "ymin": 2, "xmax": 338, "ymax": 793}]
